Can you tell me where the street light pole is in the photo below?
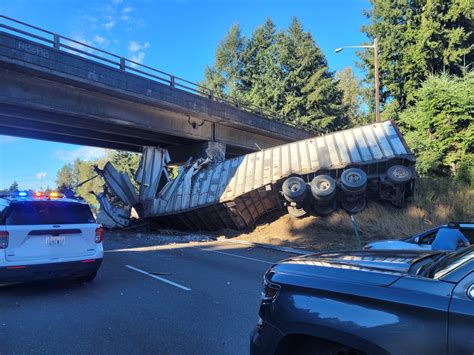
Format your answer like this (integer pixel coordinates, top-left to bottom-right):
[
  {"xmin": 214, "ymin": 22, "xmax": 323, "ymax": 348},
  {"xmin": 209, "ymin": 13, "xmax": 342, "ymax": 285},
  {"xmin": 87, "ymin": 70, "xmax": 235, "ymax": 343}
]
[
  {"xmin": 373, "ymin": 38, "xmax": 380, "ymax": 122},
  {"xmin": 335, "ymin": 38, "xmax": 381, "ymax": 122}
]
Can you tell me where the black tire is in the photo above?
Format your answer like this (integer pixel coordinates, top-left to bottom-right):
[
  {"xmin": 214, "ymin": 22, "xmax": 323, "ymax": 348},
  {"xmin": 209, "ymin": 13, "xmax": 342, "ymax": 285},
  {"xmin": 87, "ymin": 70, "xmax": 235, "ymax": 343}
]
[
  {"xmin": 313, "ymin": 199, "xmax": 337, "ymax": 216},
  {"xmin": 342, "ymin": 197, "xmax": 367, "ymax": 214},
  {"xmin": 76, "ymin": 272, "xmax": 97, "ymax": 283},
  {"xmin": 282, "ymin": 177, "xmax": 307, "ymax": 203},
  {"xmin": 287, "ymin": 205, "xmax": 308, "ymax": 218},
  {"xmin": 340, "ymin": 168, "xmax": 367, "ymax": 194},
  {"xmin": 293, "ymin": 339, "xmax": 355, "ymax": 355},
  {"xmin": 387, "ymin": 165, "xmax": 413, "ymax": 184},
  {"xmin": 311, "ymin": 175, "xmax": 336, "ymax": 200}
]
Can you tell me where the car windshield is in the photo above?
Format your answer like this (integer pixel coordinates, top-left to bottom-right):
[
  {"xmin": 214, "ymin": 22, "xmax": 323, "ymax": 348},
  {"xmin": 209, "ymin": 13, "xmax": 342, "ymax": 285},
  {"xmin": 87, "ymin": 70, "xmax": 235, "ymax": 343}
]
[
  {"xmin": 432, "ymin": 246, "xmax": 474, "ymax": 279},
  {"xmin": 0, "ymin": 199, "xmax": 8, "ymax": 213},
  {"xmin": 3, "ymin": 202, "xmax": 95, "ymax": 225}
]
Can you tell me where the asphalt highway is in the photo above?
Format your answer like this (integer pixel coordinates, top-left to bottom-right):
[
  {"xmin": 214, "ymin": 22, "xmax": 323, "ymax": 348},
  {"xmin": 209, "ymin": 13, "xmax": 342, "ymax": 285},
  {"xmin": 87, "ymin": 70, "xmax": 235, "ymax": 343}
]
[{"xmin": 0, "ymin": 237, "xmax": 295, "ymax": 355}]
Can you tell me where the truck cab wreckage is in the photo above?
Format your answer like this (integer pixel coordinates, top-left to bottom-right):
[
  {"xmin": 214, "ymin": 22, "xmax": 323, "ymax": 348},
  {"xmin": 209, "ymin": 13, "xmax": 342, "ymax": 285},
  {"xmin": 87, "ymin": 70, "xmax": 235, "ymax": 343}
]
[{"xmin": 94, "ymin": 120, "xmax": 416, "ymax": 231}]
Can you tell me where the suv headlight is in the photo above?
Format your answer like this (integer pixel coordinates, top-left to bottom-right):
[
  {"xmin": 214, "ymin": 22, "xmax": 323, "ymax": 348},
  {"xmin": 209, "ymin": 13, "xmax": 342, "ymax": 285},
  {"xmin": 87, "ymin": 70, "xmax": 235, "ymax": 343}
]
[{"xmin": 262, "ymin": 278, "xmax": 281, "ymax": 303}]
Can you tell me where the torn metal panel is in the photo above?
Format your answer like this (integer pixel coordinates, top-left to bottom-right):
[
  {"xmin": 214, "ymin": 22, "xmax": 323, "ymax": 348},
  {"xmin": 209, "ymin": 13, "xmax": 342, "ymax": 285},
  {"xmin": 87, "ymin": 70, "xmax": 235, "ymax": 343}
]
[
  {"xmin": 97, "ymin": 162, "xmax": 139, "ymax": 206},
  {"xmin": 136, "ymin": 147, "xmax": 170, "ymax": 201},
  {"xmin": 93, "ymin": 192, "xmax": 130, "ymax": 228}
]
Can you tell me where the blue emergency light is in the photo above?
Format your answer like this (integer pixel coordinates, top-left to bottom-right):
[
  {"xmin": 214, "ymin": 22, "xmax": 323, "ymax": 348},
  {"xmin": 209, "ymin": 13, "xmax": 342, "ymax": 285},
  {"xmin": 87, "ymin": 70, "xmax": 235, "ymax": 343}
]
[{"xmin": 18, "ymin": 191, "xmax": 28, "ymax": 197}]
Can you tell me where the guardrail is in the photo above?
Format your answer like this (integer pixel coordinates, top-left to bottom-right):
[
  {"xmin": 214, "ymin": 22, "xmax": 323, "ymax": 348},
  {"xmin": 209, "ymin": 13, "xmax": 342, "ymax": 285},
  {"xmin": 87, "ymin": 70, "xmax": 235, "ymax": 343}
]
[{"xmin": 0, "ymin": 14, "xmax": 315, "ymax": 132}]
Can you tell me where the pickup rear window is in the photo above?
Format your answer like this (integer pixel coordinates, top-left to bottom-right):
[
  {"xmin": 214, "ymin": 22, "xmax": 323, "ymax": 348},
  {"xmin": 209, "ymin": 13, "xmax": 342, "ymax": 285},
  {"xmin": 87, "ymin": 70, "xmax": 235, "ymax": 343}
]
[{"xmin": 2, "ymin": 202, "xmax": 95, "ymax": 225}]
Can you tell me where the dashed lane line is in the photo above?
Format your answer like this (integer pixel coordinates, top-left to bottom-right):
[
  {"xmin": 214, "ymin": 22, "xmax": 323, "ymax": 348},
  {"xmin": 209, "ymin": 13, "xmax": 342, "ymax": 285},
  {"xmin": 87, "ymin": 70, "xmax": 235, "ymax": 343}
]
[
  {"xmin": 125, "ymin": 264, "xmax": 192, "ymax": 291},
  {"xmin": 196, "ymin": 247, "xmax": 275, "ymax": 265}
]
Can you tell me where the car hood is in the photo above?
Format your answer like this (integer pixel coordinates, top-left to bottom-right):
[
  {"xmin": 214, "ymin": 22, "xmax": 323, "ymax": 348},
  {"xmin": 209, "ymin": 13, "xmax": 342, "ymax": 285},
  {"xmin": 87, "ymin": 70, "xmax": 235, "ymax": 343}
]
[
  {"xmin": 270, "ymin": 249, "xmax": 441, "ymax": 287},
  {"xmin": 365, "ymin": 240, "xmax": 431, "ymax": 250}
]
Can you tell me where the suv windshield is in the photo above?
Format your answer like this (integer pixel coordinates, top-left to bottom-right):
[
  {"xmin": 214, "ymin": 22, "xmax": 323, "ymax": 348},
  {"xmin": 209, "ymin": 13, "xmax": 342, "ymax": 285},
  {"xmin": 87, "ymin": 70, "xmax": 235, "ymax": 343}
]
[
  {"xmin": 2, "ymin": 202, "xmax": 95, "ymax": 225},
  {"xmin": 432, "ymin": 246, "xmax": 474, "ymax": 279}
]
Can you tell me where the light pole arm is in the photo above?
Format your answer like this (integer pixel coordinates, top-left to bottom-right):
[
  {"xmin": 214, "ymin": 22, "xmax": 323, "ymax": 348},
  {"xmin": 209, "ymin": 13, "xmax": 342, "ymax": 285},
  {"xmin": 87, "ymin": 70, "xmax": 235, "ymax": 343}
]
[{"xmin": 339, "ymin": 45, "xmax": 375, "ymax": 49}]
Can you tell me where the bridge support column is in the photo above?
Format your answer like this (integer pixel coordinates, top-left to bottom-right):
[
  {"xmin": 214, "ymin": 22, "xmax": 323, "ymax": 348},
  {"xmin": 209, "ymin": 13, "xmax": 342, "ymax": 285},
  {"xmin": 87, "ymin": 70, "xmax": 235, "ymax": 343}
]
[{"xmin": 167, "ymin": 141, "xmax": 226, "ymax": 164}]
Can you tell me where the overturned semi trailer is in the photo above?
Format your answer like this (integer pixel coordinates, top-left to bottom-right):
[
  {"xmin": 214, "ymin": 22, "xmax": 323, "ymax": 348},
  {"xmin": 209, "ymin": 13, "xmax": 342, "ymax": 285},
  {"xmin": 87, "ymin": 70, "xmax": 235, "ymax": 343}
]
[{"xmin": 97, "ymin": 120, "xmax": 416, "ymax": 231}]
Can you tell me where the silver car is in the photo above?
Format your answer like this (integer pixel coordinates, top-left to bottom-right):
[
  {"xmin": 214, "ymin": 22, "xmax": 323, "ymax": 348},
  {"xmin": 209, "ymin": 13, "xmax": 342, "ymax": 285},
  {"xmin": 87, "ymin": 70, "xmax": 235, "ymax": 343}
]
[{"xmin": 365, "ymin": 223, "xmax": 474, "ymax": 250}]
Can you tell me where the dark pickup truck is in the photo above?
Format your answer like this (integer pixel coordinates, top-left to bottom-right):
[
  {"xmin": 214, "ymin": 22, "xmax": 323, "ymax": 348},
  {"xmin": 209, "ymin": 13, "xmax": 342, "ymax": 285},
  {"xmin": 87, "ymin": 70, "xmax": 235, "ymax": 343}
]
[{"xmin": 251, "ymin": 247, "xmax": 474, "ymax": 355}]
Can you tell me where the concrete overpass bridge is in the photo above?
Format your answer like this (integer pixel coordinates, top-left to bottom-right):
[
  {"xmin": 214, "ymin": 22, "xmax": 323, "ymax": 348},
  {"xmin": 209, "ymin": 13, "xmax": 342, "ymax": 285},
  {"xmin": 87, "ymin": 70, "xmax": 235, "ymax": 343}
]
[{"xmin": 0, "ymin": 15, "xmax": 312, "ymax": 161}]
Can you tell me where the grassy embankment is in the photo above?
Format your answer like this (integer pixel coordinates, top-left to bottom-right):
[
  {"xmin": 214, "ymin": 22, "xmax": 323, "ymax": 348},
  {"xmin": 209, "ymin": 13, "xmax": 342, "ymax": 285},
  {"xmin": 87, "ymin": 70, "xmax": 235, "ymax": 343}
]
[{"xmin": 216, "ymin": 177, "xmax": 473, "ymax": 250}]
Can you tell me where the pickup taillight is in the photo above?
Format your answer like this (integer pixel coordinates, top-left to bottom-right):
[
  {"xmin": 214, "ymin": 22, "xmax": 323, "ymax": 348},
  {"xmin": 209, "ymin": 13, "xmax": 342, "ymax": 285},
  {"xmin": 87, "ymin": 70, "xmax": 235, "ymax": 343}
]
[
  {"xmin": 0, "ymin": 231, "xmax": 9, "ymax": 249},
  {"xmin": 95, "ymin": 226, "xmax": 104, "ymax": 243}
]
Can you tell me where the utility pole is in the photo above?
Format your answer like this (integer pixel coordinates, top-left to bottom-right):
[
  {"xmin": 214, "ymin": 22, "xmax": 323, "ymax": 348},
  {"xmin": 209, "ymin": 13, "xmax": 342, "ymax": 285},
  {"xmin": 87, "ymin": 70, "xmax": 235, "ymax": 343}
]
[
  {"xmin": 373, "ymin": 38, "xmax": 380, "ymax": 122},
  {"xmin": 335, "ymin": 38, "xmax": 381, "ymax": 122}
]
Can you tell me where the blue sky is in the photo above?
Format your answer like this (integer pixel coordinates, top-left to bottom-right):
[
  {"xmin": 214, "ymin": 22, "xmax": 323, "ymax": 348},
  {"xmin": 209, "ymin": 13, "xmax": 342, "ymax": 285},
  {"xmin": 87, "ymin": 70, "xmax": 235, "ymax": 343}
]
[{"xmin": 0, "ymin": 0, "xmax": 370, "ymax": 190}]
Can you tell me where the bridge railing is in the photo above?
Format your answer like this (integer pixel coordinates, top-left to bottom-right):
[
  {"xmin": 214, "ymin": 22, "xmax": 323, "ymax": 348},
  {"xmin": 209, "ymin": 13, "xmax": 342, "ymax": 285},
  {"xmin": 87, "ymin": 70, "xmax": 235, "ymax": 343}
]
[{"xmin": 0, "ymin": 15, "xmax": 315, "ymax": 132}]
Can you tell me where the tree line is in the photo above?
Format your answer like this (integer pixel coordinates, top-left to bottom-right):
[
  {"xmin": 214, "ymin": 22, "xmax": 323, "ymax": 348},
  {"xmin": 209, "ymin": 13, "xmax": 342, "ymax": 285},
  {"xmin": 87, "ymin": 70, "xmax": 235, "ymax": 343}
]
[
  {"xmin": 203, "ymin": 0, "xmax": 472, "ymax": 183},
  {"xmin": 202, "ymin": 18, "xmax": 351, "ymax": 132},
  {"xmin": 7, "ymin": 0, "xmax": 472, "ymax": 198},
  {"xmin": 55, "ymin": 151, "xmax": 140, "ymax": 206},
  {"xmin": 1, "ymin": 152, "xmax": 140, "ymax": 206},
  {"xmin": 0, "ymin": 181, "xmax": 19, "ymax": 195}
]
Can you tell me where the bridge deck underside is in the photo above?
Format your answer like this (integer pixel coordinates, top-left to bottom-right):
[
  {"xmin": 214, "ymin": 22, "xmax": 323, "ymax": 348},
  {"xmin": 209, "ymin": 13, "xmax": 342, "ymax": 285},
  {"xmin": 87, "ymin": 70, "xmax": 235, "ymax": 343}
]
[{"xmin": 0, "ymin": 30, "xmax": 311, "ymax": 155}]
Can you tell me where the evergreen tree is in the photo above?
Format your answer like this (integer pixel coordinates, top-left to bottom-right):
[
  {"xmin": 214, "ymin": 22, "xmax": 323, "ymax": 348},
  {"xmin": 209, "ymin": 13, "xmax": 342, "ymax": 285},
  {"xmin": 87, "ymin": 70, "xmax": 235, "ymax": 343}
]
[
  {"xmin": 240, "ymin": 19, "xmax": 284, "ymax": 112},
  {"xmin": 108, "ymin": 151, "xmax": 141, "ymax": 181},
  {"xmin": 398, "ymin": 72, "xmax": 473, "ymax": 180},
  {"xmin": 202, "ymin": 24, "xmax": 245, "ymax": 97},
  {"xmin": 336, "ymin": 67, "xmax": 364, "ymax": 125},
  {"xmin": 359, "ymin": 0, "xmax": 473, "ymax": 110},
  {"xmin": 281, "ymin": 18, "xmax": 348, "ymax": 131},
  {"xmin": 202, "ymin": 17, "xmax": 347, "ymax": 132},
  {"xmin": 8, "ymin": 181, "xmax": 18, "ymax": 192}
]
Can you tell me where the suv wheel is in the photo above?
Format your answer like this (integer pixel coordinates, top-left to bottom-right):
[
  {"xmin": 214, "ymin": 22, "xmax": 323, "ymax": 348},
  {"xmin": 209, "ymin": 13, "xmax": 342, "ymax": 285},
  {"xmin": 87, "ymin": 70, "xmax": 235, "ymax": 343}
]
[{"xmin": 294, "ymin": 339, "xmax": 355, "ymax": 355}]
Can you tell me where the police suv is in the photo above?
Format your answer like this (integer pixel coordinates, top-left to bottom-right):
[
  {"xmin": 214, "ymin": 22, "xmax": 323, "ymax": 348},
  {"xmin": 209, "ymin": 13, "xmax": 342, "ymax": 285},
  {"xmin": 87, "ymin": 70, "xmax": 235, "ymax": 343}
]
[{"xmin": 0, "ymin": 191, "xmax": 103, "ymax": 284}]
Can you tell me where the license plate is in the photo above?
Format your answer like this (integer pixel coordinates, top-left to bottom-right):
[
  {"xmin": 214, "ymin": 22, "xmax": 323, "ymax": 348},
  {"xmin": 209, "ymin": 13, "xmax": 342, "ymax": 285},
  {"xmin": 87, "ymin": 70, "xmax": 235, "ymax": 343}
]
[{"xmin": 46, "ymin": 236, "xmax": 65, "ymax": 246}]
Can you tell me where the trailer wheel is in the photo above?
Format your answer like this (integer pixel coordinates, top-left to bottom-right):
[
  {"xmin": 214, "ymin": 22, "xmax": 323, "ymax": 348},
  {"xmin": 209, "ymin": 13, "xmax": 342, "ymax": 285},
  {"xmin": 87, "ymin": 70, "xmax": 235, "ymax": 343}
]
[
  {"xmin": 342, "ymin": 197, "xmax": 367, "ymax": 214},
  {"xmin": 340, "ymin": 168, "xmax": 367, "ymax": 194},
  {"xmin": 310, "ymin": 175, "xmax": 336, "ymax": 200},
  {"xmin": 313, "ymin": 199, "xmax": 337, "ymax": 216},
  {"xmin": 387, "ymin": 165, "xmax": 413, "ymax": 184},
  {"xmin": 287, "ymin": 205, "xmax": 308, "ymax": 218},
  {"xmin": 282, "ymin": 177, "xmax": 307, "ymax": 203}
]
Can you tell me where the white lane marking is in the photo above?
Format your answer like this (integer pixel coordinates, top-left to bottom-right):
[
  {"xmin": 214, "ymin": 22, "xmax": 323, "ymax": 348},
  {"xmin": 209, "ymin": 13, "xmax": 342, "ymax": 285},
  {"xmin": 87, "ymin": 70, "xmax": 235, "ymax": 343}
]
[
  {"xmin": 125, "ymin": 265, "xmax": 191, "ymax": 291},
  {"xmin": 219, "ymin": 238, "xmax": 312, "ymax": 255},
  {"xmin": 197, "ymin": 248, "xmax": 275, "ymax": 265}
]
